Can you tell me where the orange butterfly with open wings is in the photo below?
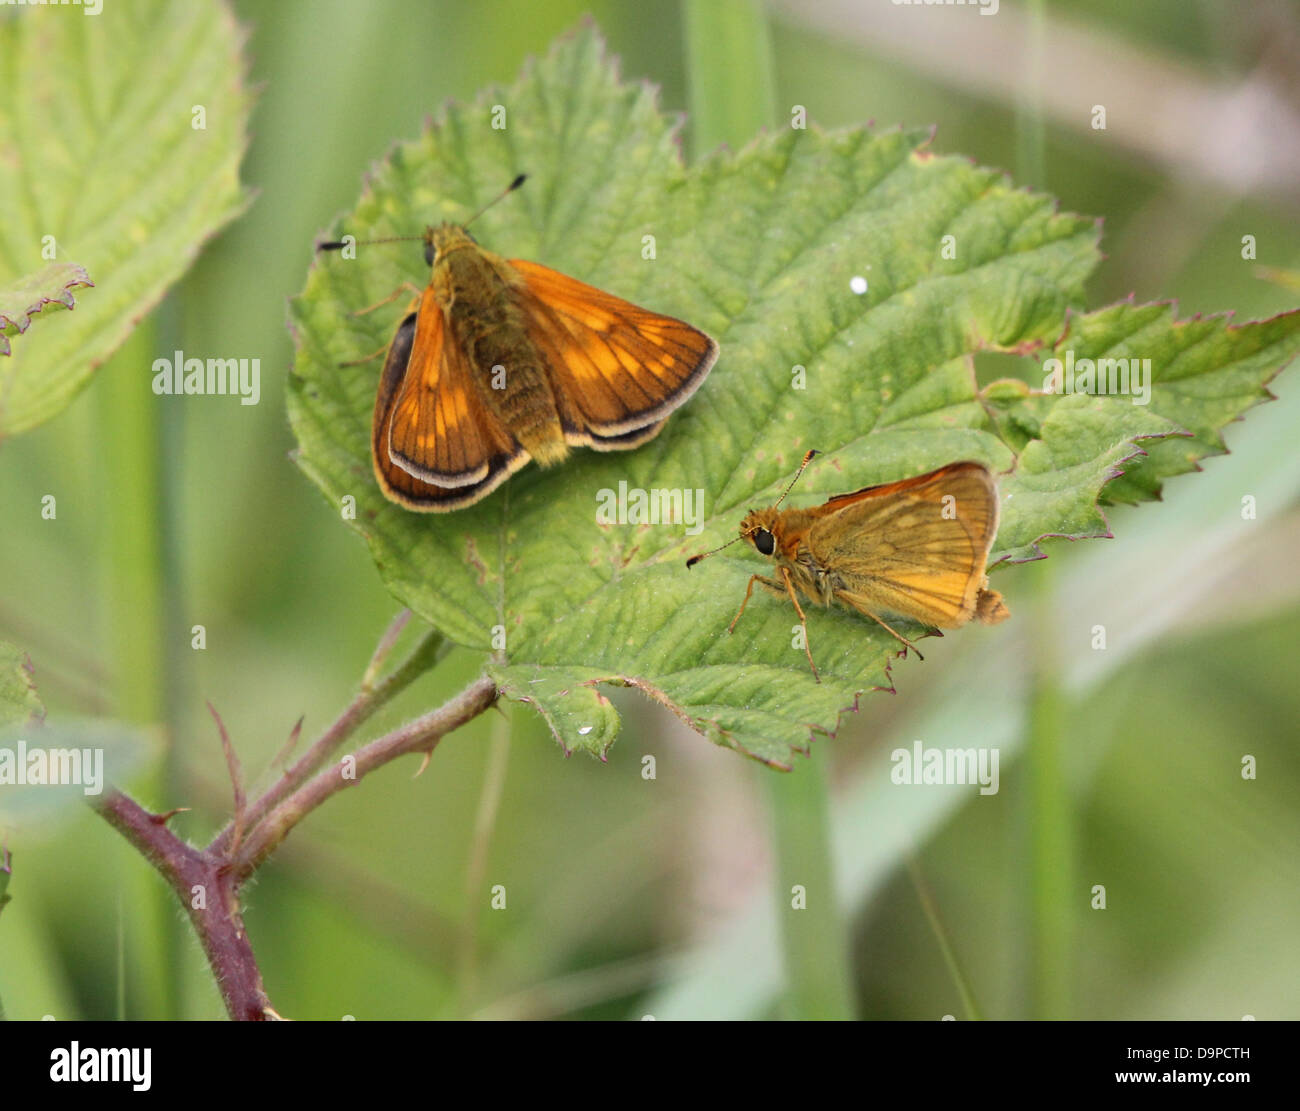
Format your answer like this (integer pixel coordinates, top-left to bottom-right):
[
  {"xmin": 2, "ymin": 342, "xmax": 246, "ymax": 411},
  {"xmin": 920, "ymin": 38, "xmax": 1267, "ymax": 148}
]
[{"xmin": 321, "ymin": 176, "xmax": 718, "ymax": 511}]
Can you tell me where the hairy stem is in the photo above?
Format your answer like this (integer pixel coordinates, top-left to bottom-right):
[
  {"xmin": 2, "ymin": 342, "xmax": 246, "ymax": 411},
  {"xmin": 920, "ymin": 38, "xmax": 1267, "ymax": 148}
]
[
  {"xmin": 94, "ymin": 616, "xmax": 492, "ymax": 1020},
  {"xmin": 210, "ymin": 625, "xmax": 445, "ymax": 856},
  {"xmin": 234, "ymin": 676, "xmax": 498, "ymax": 879},
  {"xmin": 96, "ymin": 790, "xmax": 272, "ymax": 1021}
]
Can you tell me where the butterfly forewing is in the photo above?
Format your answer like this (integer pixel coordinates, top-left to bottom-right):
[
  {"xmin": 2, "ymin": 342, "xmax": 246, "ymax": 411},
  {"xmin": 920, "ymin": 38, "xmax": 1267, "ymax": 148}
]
[{"xmin": 509, "ymin": 259, "xmax": 719, "ymax": 442}]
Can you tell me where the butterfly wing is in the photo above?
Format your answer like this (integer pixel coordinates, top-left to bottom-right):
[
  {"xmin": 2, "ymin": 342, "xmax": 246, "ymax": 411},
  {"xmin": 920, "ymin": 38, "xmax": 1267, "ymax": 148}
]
[
  {"xmin": 507, "ymin": 259, "xmax": 718, "ymax": 449},
  {"xmin": 372, "ymin": 292, "xmax": 526, "ymax": 512},
  {"xmin": 808, "ymin": 462, "xmax": 1003, "ymax": 627}
]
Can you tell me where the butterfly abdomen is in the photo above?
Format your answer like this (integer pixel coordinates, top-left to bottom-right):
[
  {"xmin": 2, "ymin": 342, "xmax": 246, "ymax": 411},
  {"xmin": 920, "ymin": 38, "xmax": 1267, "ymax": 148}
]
[{"xmin": 447, "ymin": 252, "xmax": 567, "ymax": 466}]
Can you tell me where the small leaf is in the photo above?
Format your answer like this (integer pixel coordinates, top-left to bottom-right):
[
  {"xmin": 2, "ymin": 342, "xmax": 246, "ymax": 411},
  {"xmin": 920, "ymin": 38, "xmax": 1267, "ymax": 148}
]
[
  {"xmin": 0, "ymin": 0, "xmax": 254, "ymax": 434},
  {"xmin": 0, "ymin": 262, "xmax": 93, "ymax": 356},
  {"xmin": 491, "ymin": 668, "xmax": 621, "ymax": 759},
  {"xmin": 287, "ymin": 24, "xmax": 1300, "ymax": 767}
]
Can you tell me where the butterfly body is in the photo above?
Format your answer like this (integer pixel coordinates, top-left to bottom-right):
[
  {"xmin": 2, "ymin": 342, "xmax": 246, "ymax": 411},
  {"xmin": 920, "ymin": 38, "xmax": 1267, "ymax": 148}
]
[
  {"xmin": 355, "ymin": 214, "xmax": 718, "ymax": 512},
  {"xmin": 423, "ymin": 224, "xmax": 568, "ymax": 466}
]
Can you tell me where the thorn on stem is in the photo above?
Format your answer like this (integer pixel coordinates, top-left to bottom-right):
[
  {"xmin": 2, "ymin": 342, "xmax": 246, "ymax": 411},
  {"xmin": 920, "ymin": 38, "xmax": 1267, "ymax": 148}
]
[
  {"xmin": 208, "ymin": 701, "xmax": 247, "ymax": 856},
  {"xmin": 150, "ymin": 807, "xmax": 191, "ymax": 826},
  {"xmin": 271, "ymin": 715, "xmax": 305, "ymax": 769}
]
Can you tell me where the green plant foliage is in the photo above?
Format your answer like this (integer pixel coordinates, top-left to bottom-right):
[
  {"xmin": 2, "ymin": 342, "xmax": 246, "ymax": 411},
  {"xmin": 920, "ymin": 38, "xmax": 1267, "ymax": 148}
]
[
  {"xmin": 287, "ymin": 25, "xmax": 1299, "ymax": 768},
  {"xmin": 0, "ymin": 0, "xmax": 253, "ymax": 434},
  {"xmin": 0, "ymin": 262, "xmax": 93, "ymax": 356},
  {"xmin": 0, "ymin": 642, "xmax": 42, "ymax": 730}
]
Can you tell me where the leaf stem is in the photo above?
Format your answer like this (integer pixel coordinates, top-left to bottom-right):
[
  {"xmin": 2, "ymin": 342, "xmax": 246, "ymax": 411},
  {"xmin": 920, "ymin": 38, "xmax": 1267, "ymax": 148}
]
[
  {"xmin": 95, "ymin": 788, "xmax": 273, "ymax": 1021},
  {"xmin": 232, "ymin": 676, "xmax": 498, "ymax": 879},
  {"xmin": 95, "ymin": 671, "xmax": 497, "ymax": 1018},
  {"xmin": 93, "ymin": 610, "xmax": 484, "ymax": 1019}
]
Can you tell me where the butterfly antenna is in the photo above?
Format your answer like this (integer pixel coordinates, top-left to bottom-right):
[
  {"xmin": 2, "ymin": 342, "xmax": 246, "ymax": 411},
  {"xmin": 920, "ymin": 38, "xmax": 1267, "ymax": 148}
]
[
  {"xmin": 318, "ymin": 175, "xmax": 526, "ymax": 253},
  {"xmin": 464, "ymin": 173, "xmax": 528, "ymax": 228},
  {"xmin": 316, "ymin": 234, "xmax": 425, "ymax": 253},
  {"xmin": 686, "ymin": 535, "xmax": 744, "ymax": 569},
  {"xmin": 772, "ymin": 449, "xmax": 820, "ymax": 510}
]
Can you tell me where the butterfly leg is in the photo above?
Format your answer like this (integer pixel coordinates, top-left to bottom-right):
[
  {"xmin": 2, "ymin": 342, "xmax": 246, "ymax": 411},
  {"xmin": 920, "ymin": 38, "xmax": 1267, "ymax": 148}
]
[
  {"xmin": 780, "ymin": 565, "xmax": 820, "ymax": 682},
  {"xmin": 726, "ymin": 574, "xmax": 769, "ymax": 634},
  {"xmin": 338, "ymin": 344, "xmax": 391, "ymax": 367},
  {"xmin": 349, "ymin": 281, "xmax": 423, "ymax": 318},
  {"xmin": 860, "ymin": 609, "xmax": 925, "ymax": 662}
]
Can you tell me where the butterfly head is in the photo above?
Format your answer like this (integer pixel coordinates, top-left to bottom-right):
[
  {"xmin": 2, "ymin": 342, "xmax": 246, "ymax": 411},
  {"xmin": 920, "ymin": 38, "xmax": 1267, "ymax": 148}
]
[
  {"xmin": 422, "ymin": 173, "xmax": 528, "ymax": 266},
  {"xmin": 425, "ymin": 224, "xmax": 478, "ymax": 267},
  {"xmin": 739, "ymin": 509, "xmax": 781, "ymax": 558}
]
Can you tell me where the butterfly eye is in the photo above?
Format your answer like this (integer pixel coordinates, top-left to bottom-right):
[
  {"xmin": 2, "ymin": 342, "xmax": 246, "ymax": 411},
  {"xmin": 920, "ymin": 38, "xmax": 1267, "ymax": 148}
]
[
  {"xmin": 753, "ymin": 528, "xmax": 775, "ymax": 556},
  {"xmin": 423, "ymin": 242, "xmax": 436, "ymax": 267}
]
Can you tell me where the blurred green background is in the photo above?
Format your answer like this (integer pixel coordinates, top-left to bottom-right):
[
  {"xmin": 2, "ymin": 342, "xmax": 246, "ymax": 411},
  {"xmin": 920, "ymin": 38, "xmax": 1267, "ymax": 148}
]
[{"xmin": 1, "ymin": 0, "xmax": 1298, "ymax": 1020}]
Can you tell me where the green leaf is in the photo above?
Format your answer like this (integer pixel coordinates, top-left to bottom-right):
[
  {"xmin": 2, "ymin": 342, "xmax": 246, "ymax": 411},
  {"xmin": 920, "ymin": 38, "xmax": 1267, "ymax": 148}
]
[
  {"xmin": 993, "ymin": 391, "xmax": 1186, "ymax": 564},
  {"xmin": 0, "ymin": 0, "xmax": 253, "ymax": 435},
  {"xmin": 0, "ymin": 262, "xmax": 93, "ymax": 356},
  {"xmin": 985, "ymin": 300, "xmax": 1300, "ymax": 516},
  {"xmin": 287, "ymin": 24, "xmax": 1299, "ymax": 767},
  {"xmin": 0, "ymin": 642, "xmax": 43, "ymax": 731},
  {"xmin": 1064, "ymin": 302, "xmax": 1298, "ymax": 506}
]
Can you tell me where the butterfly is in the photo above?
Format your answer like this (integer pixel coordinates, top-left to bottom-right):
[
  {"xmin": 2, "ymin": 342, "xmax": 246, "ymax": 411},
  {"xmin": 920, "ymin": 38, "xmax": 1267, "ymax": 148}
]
[
  {"xmin": 319, "ymin": 176, "xmax": 718, "ymax": 511},
  {"xmin": 687, "ymin": 454, "xmax": 1010, "ymax": 679}
]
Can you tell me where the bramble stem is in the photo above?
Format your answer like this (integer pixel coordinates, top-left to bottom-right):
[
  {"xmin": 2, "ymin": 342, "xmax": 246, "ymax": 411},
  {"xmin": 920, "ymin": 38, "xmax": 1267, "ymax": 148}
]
[
  {"xmin": 93, "ymin": 619, "xmax": 489, "ymax": 1021},
  {"xmin": 209, "ymin": 625, "xmax": 445, "ymax": 857}
]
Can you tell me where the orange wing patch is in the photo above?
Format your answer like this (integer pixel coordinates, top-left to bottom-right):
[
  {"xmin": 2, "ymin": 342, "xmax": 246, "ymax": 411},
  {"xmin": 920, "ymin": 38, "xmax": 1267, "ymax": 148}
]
[
  {"xmin": 508, "ymin": 259, "xmax": 718, "ymax": 446},
  {"xmin": 371, "ymin": 292, "xmax": 525, "ymax": 511}
]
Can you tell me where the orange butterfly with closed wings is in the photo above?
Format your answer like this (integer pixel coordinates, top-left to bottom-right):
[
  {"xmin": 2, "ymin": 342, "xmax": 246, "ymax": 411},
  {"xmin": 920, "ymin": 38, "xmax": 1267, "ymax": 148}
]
[{"xmin": 688, "ymin": 454, "xmax": 1010, "ymax": 679}]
